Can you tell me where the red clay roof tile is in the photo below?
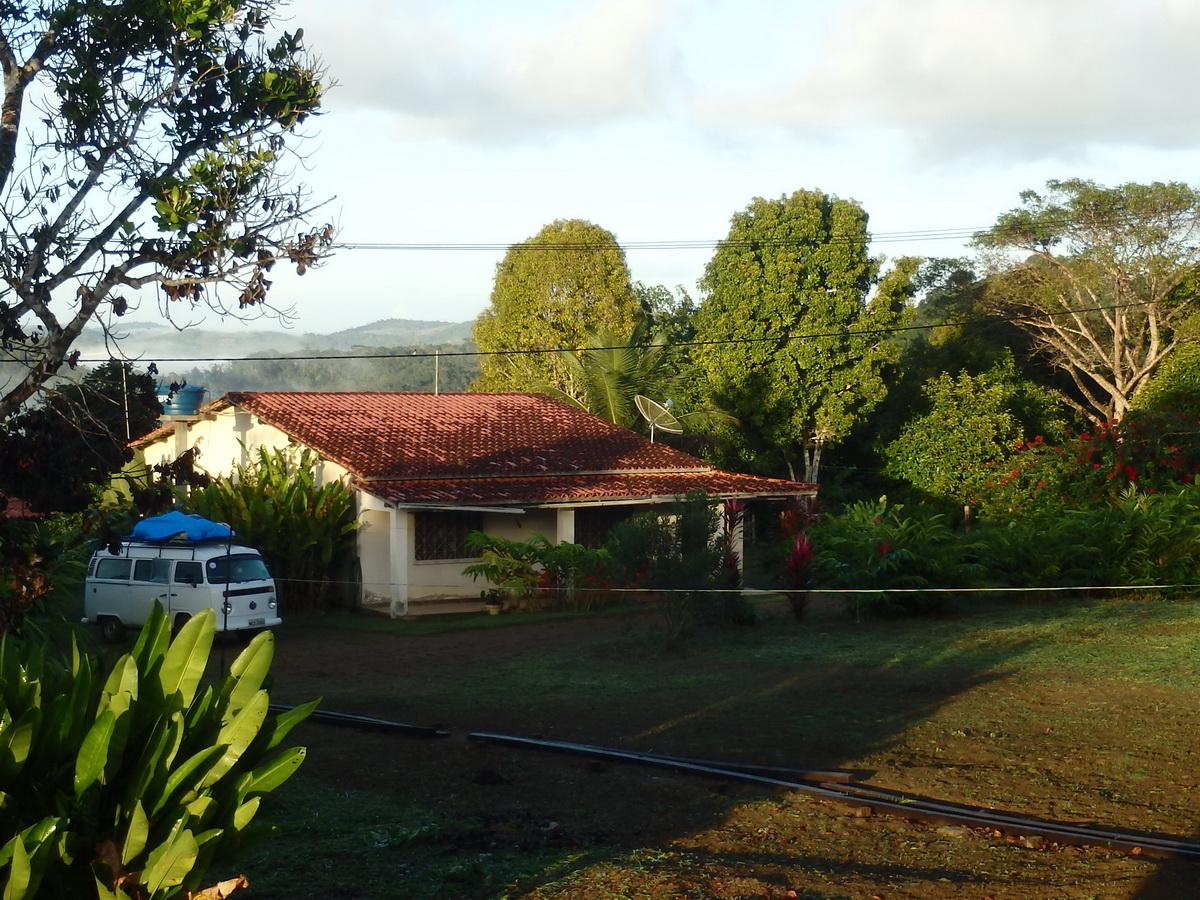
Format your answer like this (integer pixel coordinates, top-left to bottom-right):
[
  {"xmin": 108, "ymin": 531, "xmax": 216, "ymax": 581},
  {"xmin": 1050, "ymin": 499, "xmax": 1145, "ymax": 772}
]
[{"xmin": 135, "ymin": 391, "xmax": 815, "ymax": 505}]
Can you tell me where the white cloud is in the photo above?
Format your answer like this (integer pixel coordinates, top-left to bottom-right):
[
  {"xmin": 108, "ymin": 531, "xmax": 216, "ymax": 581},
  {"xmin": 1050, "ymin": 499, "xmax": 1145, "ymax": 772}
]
[
  {"xmin": 300, "ymin": 0, "xmax": 686, "ymax": 140},
  {"xmin": 724, "ymin": 0, "xmax": 1200, "ymax": 157}
]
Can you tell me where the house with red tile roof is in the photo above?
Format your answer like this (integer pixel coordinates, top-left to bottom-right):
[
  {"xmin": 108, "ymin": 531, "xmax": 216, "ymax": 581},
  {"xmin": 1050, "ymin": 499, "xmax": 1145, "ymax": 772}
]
[{"xmin": 134, "ymin": 391, "xmax": 814, "ymax": 614}]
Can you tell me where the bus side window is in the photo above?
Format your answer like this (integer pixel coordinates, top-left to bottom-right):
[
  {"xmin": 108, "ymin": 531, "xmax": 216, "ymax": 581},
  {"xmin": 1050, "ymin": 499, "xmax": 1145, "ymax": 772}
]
[
  {"xmin": 94, "ymin": 558, "xmax": 131, "ymax": 580},
  {"xmin": 134, "ymin": 559, "xmax": 170, "ymax": 584},
  {"xmin": 175, "ymin": 561, "xmax": 203, "ymax": 586}
]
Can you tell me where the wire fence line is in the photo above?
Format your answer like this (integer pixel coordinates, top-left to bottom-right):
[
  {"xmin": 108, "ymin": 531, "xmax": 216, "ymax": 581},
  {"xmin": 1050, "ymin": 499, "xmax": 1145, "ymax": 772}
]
[{"xmin": 270, "ymin": 576, "xmax": 1200, "ymax": 596}]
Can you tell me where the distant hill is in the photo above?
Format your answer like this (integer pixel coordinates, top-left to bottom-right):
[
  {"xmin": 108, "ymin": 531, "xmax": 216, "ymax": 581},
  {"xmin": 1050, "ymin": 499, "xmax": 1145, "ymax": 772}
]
[{"xmin": 75, "ymin": 318, "xmax": 475, "ymax": 363}]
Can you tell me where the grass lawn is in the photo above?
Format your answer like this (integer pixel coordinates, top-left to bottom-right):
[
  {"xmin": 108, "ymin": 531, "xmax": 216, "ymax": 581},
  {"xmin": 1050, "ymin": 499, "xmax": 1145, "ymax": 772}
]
[{"xmin": 235, "ymin": 596, "xmax": 1200, "ymax": 898}]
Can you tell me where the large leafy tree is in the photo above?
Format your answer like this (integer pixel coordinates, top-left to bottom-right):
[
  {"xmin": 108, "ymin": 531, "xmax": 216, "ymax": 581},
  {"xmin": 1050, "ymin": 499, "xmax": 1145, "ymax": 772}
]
[
  {"xmin": 691, "ymin": 189, "xmax": 917, "ymax": 483},
  {"xmin": 0, "ymin": 0, "xmax": 331, "ymax": 421},
  {"xmin": 883, "ymin": 353, "xmax": 1066, "ymax": 507},
  {"xmin": 472, "ymin": 219, "xmax": 639, "ymax": 394},
  {"xmin": 0, "ymin": 360, "xmax": 160, "ymax": 512},
  {"xmin": 975, "ymin": 180, "xmax": 1200, "ymax": 425}
]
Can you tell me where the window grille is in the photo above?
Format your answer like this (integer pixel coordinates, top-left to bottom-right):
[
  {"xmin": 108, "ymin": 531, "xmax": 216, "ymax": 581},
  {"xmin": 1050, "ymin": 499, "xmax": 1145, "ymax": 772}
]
[{"xmin": 415, "ymin": 511, "xmax": 483, "ymax": 561}]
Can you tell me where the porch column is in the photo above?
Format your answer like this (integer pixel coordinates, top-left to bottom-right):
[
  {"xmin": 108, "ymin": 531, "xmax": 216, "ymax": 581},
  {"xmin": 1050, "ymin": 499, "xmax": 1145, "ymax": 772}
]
[
  {"xmin": 556, "ymin": 508, "xmax": 575, "ymax": 545},
  {"xmin": 388, "ymin": 506, "xmax": 413, "ymax": 618}
]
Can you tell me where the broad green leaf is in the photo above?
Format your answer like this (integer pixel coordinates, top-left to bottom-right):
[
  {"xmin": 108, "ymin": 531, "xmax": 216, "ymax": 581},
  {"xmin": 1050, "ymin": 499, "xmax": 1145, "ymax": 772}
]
[
  {"xmin": 130, "ymin": 602, "xmax": 169, "ymax": 675},
  {"xmin": 122, "ymin": 801, "xmax": 149, "ymax": 867},
  {"xmin": 158, "ymin": 609, "xmax": 215, "ymax": 711},
  {"xmin": 143, "ymin": 829, "xmax": 198, "ymax": 896},
  {"xmin": 183, "ymin": 685, "xmax": 214, "ymax": 737},
  {"xmin": 0, "ymin": 818, "xmax": 56, "ymax": 869},
  {"xmin": 223, "ymin": 631, "xmax": 273, "ymax": 720},
  {"xmin": 0, "ymin": 708, "xmax": 38, "ymax": 781},
  {"xmin": 262, "ymin": 697, "xmax": 320, "ymax": 752},
  {"xmin": 232, "ymin": 796, "xmax": 260, "ymax": 833},
  {"xmin": 124, "ymin": 712, "xmax": 183, "ymax": 813},
  {"xmin": 2, "ymin": 836, "xmax": 28, "ymax": 900},
  {"xmin": 246, "ymin": 746, "xmax": 306, "ymax": 796},
  {"xmin": 154, "ymin": 745, "xmax": 224, "ymax": 815},
  {"xmin": 93, "ymin": 876, "xmax": 134, "ymax": 900},
  {"xmin": 100, "ymin": 654, "xmax": 139, "ymax": 711},
  {"xmin": 184, "ymin": 794, "xmax": 215, "ymax": 823},
  {"xmin": 74, "ymin": 709, "xmax": 116, "ymax": 796},
  {"xmin": 202, "ymin": 691, "xmax": 267, "ymax": 787}
]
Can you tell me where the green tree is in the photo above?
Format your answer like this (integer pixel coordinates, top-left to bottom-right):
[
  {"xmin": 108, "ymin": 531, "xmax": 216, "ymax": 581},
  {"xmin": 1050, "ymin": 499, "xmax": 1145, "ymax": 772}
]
[
  {"xmin": 0, "ymin": 0, "xmax": 330, "ymax": 422},
  {"xmin": 691, "ymin": 190, "xmax": 917, "ymax": 483},
  {"xmin": 472, "ymin": 219, "xmax": 639, "ymax": 394},
  {"xmin": 0, "ymin": 362, "xmax": 160, "ymax": 512},
  {"xmin": 975, "ymin": 180, "xmax": 1200, "ymax": 424},
  {"xmin": 883, "ymin": 353, "xmax": 1066, "ymax": 507}
]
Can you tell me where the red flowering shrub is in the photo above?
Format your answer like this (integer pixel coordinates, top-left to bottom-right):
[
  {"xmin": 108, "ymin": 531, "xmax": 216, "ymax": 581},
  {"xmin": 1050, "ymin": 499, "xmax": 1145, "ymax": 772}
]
[{"xmin": 979, "ymin": 411, "xmax": 1200, "ymax": 516}]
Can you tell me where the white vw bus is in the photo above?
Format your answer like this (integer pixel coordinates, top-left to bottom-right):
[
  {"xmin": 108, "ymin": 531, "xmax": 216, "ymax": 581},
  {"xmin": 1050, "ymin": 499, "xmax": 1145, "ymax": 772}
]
[{"xmin": 84, "ymin": 541, "xmax": 281, "ymax": 641}]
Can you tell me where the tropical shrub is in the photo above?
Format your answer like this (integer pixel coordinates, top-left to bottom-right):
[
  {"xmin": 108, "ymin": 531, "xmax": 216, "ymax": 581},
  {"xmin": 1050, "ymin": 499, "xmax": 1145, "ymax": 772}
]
[
  {"xmin": 0, "ymin": 605, "xmax": 315, "ymax": 898},
  {"xmin": 979, "ymin": 411, "xmax": 1200, "ymax": 517},
  {"xmin": 0, "ymin": 516, "xmax": 93, "ymax": 634},
  {"xmin": 971, "ymin": 485, "xmax": 1200, "ymax": 588},
  {"xmin": 810, "ymin": 498, "xmax": 973, "ymax": 614},
  {"xmin": 605, "ymin": 493, "xmax": 731, "ymax": 641},
  {"xmin": 462, "ymin": 533, "xmax": 545, "ymax": 609},
  {"xmin": 461, "ymin": 533, "xmax": 613, "ymax": 612},
  {"xmin": 185, "ymin": 448, "xmax": 357, "ymax": 611},
  {"xmin": 883, "ymin": 354, "xmax": 1066, "ymax": 508}
]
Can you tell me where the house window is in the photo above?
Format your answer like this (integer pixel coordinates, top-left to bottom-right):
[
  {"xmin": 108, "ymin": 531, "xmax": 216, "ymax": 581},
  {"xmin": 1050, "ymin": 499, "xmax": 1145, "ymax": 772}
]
[
  {"xmin": 575, "ymin": 507, "xmax": 637, "ymax": 548},
  {"xmin": 415, "ymin": 511, "xmax": 482, "ymax": 561}
]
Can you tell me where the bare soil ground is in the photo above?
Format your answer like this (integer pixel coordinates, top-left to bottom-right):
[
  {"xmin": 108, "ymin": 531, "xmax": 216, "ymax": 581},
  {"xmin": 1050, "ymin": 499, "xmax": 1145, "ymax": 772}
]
[{"xmin": 236, "ymin": 599, "xmax": 1200, "ymax": 899}]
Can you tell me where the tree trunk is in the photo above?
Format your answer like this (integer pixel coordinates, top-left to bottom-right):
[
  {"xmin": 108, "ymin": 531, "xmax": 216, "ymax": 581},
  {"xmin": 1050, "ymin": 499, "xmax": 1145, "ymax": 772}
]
[{"xmin": 801, "ymin": 439, "xmax": 824, "ymax": 484}]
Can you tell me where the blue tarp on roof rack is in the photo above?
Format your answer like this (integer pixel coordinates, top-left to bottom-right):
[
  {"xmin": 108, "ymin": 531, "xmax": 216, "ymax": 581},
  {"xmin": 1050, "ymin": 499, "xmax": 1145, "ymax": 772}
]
[{"xmin": 129, "ymin": 511, "xmax": 233, "ymax": 543}]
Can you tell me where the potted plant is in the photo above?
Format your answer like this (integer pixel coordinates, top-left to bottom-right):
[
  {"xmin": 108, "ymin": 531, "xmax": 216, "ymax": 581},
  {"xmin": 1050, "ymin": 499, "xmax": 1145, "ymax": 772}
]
[{"xmin": 481, "ymin": 588, "xmax": 505, "ymax": 615}]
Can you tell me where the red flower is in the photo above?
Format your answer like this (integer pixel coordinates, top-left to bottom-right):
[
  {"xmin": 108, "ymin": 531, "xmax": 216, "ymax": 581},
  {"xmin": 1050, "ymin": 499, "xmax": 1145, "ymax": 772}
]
[
  {"xmin": 877, "ymin": 539, "xmax": 893, "ymax": 556},
  {"xmin": 1125, "ymin": 465, "xmax": 1138, "ymax": 481}
]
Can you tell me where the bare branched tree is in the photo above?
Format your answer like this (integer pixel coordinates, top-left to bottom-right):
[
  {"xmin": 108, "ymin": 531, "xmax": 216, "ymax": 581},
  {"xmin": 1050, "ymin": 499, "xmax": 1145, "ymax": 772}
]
[
  {"xmin": 976, "ymin": 179, "xmax": 1200, "ymax": 425},
  {"xmin": 0, "ymin": 0, "xmax": 333, "ymax": 420}
]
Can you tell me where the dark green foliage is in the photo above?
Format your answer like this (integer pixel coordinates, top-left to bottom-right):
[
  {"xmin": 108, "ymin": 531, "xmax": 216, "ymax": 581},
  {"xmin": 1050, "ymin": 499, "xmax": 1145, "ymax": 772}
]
[
  {"xmin": 0, "ymin": 363, "xmax": 160, "ymax": 514},
  {"xmin": 0, "ymin": 516, "xmax": 91, "ymax": 634},
  {"xmin": 184, "ymin": 448, "xmax": 357, "ymax": 611},
  {"xmin": 605, "ymin": 493, "xmax": 732, "ymax": 641},
  {"xmin": 691, "ymin": 189, "xmax": 917, "ymax": 482},
  {"xmin": 473, "ymin": 220, "xmax": 639, "ymax": 395},
  {"xmin": 461, "ymin": 533, "xmax": 612, "ymax": 612},
  {"xmin": 883, "ymin": 353, "xmax": 1066, "ymax": 507},
  {"xmin": 810, "ymin": 499, "xmax": 971, "ymax": 614},
  {"xmin": 0, "ymin": 606, "xmax": 313, "ymax": 898}
]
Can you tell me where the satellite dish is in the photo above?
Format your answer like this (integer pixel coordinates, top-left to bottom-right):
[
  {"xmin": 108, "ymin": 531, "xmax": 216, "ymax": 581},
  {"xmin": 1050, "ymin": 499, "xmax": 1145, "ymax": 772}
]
[{"xmin": 634, "ymin": 395, "xmax": 683, "ymax": 443}]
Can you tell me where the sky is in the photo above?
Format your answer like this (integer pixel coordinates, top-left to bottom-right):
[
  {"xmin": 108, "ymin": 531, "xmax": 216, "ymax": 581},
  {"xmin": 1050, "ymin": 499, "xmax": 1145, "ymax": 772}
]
[{"xmin": 221, "ymin": 0, "xmax": 1200, "ymax": 334}]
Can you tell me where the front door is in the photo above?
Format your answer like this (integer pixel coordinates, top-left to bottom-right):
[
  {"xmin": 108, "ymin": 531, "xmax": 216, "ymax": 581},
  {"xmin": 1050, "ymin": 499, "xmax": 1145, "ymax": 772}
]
[
  {"xmin": 170, "ymin": 560, "xmax": 206, "ymax": 620},
  {"xmin": 130, "ymin": 558, "xmax": 173, "ymax": 622}
]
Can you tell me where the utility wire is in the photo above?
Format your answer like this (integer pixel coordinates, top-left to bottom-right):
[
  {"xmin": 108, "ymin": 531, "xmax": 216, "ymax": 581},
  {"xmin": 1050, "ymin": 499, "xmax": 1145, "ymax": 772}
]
[
  {"xmin": 75, "ymin": 299, "xmax": 1154, "ymax": 365},
  {"xmin": 331, "ymin": 227, "xmax": 985, "ymax": 252}
]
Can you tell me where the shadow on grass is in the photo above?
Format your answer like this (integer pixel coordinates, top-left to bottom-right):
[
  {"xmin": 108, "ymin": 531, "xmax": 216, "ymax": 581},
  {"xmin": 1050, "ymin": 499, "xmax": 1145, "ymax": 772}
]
[{"xmin": 241, "ymin": 596, "xmax": 1200, "ymax": 897}]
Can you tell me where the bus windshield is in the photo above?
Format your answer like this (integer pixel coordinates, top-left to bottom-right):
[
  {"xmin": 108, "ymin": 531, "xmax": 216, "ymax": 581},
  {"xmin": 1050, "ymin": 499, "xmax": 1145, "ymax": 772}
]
[{"xmin": 205, "ymin": 554, "xmax": 272, "ymax": 584}]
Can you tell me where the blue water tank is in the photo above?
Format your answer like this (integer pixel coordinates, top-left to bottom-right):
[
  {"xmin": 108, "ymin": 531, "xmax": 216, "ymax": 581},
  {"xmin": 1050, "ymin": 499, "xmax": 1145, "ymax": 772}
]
[{"xmin": 159, "ymin": 385, "xmax": 207, "ymax": 416}]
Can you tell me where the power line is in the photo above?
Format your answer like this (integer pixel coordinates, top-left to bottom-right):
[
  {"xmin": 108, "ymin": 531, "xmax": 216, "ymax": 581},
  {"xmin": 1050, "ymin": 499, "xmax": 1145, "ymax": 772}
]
[
  {"xmin": 73, "ymin": 299, "xmax": 1154, "ymax": 365},
  {"xmin": 332, "ymin": 227, "xmax": 985, "ymax": 253}
]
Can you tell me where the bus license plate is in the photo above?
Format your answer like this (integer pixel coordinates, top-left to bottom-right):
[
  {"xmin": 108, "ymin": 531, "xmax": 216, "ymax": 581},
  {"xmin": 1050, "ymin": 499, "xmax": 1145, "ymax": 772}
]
[{"xmin": 249, "ymin": 618, "xmax": 265, "ymax": 627}]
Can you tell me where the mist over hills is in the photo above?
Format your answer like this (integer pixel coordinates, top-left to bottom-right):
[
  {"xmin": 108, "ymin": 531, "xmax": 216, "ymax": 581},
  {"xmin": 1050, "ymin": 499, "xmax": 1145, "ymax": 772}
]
[
  {"xmin": 74, "ymin": 317, "xmax": 480, "ymax": 395},
  {"xmin": 76, "ymin": 318, "xmax": 474, "ymax": 362}
]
